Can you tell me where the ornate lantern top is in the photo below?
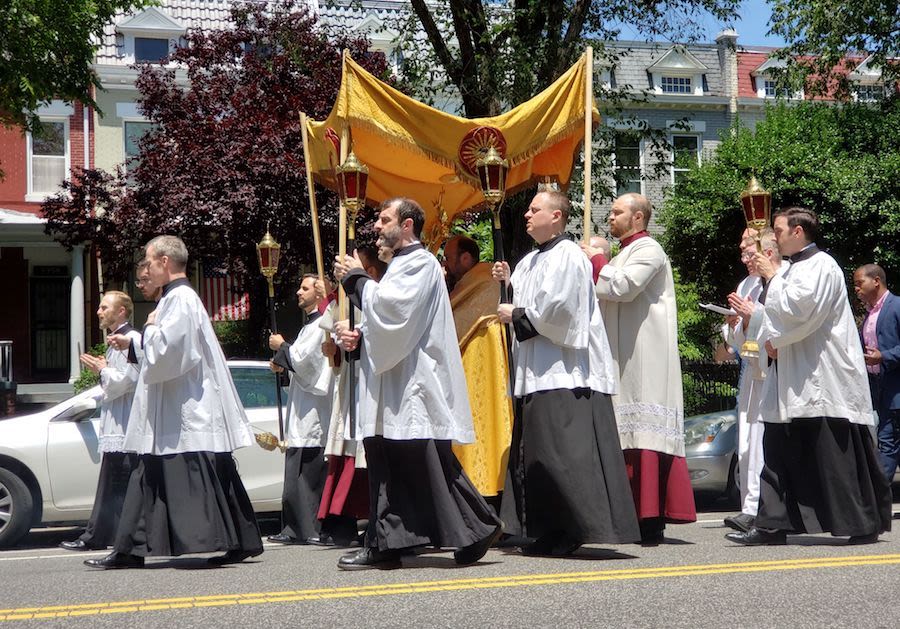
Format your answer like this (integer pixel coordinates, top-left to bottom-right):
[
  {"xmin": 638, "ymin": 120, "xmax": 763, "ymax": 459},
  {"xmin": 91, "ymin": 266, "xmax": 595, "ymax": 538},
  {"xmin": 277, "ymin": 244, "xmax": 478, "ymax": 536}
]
[
  {"xmin": 256, "ymin": 229, "xmax": 281, "ymax": 280},
  {"xmin": 336, "ymin": 150, "xmax": 369, "ymax": 213},
  {"xmin": 475, "ymin": 145, "xmax": 509, "ymax": 208},
  {"xmin": 740, "ymin": 176, "xmax": 771, "ymax": 231}
]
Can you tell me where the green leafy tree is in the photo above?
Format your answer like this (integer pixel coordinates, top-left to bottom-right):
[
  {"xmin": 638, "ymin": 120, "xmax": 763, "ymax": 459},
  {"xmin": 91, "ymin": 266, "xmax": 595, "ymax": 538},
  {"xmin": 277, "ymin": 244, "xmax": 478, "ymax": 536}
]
[
  {"xmin": 0, "ymin": 0, "xmax": 152, "ymax": 132},
  {"xmin": 382, "ymin": 0, "xmax": 741, "ymax": 262},
  {"xmin": 660, "ymin": 100, "xmax": 900, "ymax": 333},
  {"xmin": 767, "ymin": 0, "xmax": 900, "ymax": 100}
]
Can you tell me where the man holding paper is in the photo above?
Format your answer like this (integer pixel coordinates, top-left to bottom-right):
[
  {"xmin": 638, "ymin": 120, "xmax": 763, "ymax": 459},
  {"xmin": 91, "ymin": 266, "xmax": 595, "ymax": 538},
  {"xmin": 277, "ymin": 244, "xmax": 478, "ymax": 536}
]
[{"xmin": 722, "ymin": 230, "xmax": 786, "ymax": 533}]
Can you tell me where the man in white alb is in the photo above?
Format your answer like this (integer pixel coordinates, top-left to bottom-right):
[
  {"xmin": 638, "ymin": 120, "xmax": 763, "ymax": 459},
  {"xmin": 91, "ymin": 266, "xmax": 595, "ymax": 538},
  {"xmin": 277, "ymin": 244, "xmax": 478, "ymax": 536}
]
[{"xmin": 333, "ymin": 197, "xmax": 501, "ymax": 570}]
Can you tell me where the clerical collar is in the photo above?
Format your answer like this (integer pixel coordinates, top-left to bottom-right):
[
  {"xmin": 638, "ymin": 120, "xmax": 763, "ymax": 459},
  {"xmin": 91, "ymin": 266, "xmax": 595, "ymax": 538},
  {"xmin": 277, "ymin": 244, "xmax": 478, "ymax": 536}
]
[
  {"xmin": 162, "ymin": 277, "xmax": 192, "ymax": 297},
  {"xmin": 537, "ymin": 233, "xmax": 569, "ymax": 253},
  {"xmin": 788, "ymin": 243, "xmax": 819, "ymax": 264},
  {"xmin": 305, "ymin": 310, "xmax": 322, "ymax": 325},
  {"xmin": 394, "ymin": 242, "xmax": 424, "ymax": 258},
  {"xmin": 110, "ymin": 322, "xmax": 134, "ymax": 335},
  {"xmin": 620, "ymin": 230, "xmax": 649, "ymax": 248}
]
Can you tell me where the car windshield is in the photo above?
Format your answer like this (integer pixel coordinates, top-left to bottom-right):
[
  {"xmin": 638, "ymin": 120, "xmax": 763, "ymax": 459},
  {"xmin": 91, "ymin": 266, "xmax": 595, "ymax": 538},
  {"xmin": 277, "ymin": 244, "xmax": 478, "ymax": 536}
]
[{"xmin": 229, "ymin": 367, "xmax": 287, "ymax": 409}]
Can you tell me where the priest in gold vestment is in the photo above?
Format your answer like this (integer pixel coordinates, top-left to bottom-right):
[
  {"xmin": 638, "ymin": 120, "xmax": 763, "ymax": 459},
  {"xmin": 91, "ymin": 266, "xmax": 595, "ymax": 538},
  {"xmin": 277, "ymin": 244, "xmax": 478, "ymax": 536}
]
[{"xmin": 445, "ymin": 236, "xmax": 513, "ymax": 499}]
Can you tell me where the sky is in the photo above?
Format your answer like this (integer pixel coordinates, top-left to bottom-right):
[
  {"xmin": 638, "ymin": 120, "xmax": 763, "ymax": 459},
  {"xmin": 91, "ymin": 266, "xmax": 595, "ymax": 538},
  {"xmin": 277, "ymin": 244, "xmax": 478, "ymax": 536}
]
[{"xmin": 613, "ymin": 0, "xmax": 789, "ymax": 47}]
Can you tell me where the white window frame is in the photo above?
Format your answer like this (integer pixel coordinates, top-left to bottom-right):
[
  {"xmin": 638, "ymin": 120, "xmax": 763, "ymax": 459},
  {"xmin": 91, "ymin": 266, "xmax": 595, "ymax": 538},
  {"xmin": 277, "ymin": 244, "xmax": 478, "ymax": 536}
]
[
  {"xmin": 660, "ymin": 75, "xmax": 693, "ymax": 95},
  {"xmin": 756, "ymin": 74, "xmax": 803, "ymax": 100},
  {"xmin": 853, "ymin": 83, "xmax": 885, "ymax": 102},
  {"xmin": 26, "ymin": 116, "xmax": 71, "ymax": 202},
  {"xmin": 670, "ymin": 133, "xmax": 702, "ymax": 186},
  {"xmin": 613, "ymin": 132, "xmax": 645, "ymax": 197}
]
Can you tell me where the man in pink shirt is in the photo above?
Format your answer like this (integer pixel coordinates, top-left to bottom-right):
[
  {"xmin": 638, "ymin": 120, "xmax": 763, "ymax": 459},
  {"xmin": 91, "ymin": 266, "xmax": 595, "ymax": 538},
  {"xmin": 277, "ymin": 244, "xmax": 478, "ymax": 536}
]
[{"xmin": 853, "ymin": 264, "xmax": 900, "ymax": 481}]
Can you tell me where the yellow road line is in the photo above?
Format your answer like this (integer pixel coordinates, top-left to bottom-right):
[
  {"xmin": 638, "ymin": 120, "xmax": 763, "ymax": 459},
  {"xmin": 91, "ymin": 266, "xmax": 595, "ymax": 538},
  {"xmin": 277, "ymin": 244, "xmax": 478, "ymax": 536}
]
[{"xmin": 2, "ymin": 553, "xmax": 899, "ymax": 621}]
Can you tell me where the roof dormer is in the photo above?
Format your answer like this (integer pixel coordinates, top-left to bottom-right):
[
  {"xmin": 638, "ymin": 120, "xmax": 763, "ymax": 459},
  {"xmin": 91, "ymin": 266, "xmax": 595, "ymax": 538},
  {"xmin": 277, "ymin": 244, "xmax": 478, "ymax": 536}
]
[
  {"xmin": 116, "ymin": 7, "xmax": 187, "ymax": 64},
  {"xmin": 647, "ymin": 46, "xmax": 708, "ymax": 96},
  {"xmin": 751, "ymin": 57, "xmax": 802, "ymax": 99}
]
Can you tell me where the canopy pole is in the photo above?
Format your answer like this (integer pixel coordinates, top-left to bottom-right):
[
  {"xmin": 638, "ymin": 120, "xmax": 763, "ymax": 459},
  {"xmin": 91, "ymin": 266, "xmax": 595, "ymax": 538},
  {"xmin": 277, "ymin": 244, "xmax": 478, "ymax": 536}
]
[
  {"xmin": 583, "ymin": 46, "xmax": 593, "ymax": 243},
  {"xmin": 338, "ymin": 125, "xmax": 358, "ymax": 440},
  {"xmin": 299, "ymin": 113, "xmax": 325, "ymax": 284}
]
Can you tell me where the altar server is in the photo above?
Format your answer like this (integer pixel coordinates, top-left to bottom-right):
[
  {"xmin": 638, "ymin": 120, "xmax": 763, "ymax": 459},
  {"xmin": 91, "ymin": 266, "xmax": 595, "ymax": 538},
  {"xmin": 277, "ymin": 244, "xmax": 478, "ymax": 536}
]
[
  {"xmin": 267, "ymin": 273, "xmax": 334, "ymax": 545},
  {"xmin": 493, "ymin": 190, "xmax": 639, "ymax": 556},
  {"xmin": 61, "ymin": 291, "xmax": 142, "ymax": 551},
  {"xmin": 333, "ymin": 197, "xmax": 501, "ymax": 571},
  {"xmin": 726, "ymin": 207, "xmax": 892, "ymax": 545},
  {"xmin": 86, "ymin": 235, "xmax": 262, "ymax": 569}
]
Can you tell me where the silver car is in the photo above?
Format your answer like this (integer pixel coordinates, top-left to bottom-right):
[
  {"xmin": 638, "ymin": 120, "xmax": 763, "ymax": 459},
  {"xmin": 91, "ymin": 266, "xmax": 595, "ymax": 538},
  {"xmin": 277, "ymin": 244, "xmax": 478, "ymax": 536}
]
[
  {"xmin": 0, "ymin": 360, "xmax": 285, "ymax": 548},
  {"xmin": 684, "ymin": 409, "xmax": 739, "ymax": 503},
  {"xmin": 684, "ymin": 408, "xmax": 898, "ymax": 504}
]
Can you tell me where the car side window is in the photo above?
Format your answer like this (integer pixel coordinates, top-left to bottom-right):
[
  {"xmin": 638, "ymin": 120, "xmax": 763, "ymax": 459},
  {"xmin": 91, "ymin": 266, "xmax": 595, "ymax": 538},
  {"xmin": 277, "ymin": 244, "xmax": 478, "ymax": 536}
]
[{"xmin": 229, "ymin": 367, "xmax": 285, "ymax": 409}]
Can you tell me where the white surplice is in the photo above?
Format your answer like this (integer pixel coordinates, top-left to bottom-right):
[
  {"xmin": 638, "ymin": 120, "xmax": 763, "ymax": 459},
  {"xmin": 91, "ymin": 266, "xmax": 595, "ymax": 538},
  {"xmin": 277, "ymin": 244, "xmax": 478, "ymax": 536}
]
[
  {"xmin": 97, "ymin": 324, "xmax": 144, "ymax": 453},
  {"xmin": 124, "ymin": 281, "xmax": 255, "ymax": 454},
  {"xmin": 509, "ymin": 237, "xmax": 617, "ymax": 397},
  {"xmin": 283, "ymin": 316, "xmax": 333, "ymax": 448},
  {"xmin": 724, "ymin": 262, "xmax": 788, "ymax": 515},
  {"xmin": 757, "ymin": 250, "xmax": 874, "ymax": 425},
  {"xmin": 355, "ymin": 246, "xmax": 475, "ymax": 443},
  {"xmin": 595, "ymin": 236, "xmax": 684, "ymax": 456}
]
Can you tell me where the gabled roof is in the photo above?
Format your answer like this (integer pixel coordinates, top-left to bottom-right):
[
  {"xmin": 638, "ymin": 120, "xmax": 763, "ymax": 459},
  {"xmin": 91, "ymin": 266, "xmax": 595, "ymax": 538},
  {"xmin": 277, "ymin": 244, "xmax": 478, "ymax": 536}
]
[
  {"xmin": 849, "ymin": 55, "xmax": 882, "ymax": 81},
  {"xmin": 116, "ymin": 6, "xmax": 186, "ymax": 33},
  {"xmin": 646, "ymin": 46, "xmax": 709, "ymax": 73},
  {"xmin": 751, "ymin": 57, "xmax": 787, "ymax": 76}
]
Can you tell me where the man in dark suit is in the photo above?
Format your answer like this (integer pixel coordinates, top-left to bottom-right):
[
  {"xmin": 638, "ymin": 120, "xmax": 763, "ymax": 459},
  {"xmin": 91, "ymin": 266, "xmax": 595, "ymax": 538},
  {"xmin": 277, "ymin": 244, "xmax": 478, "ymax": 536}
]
[{"xmin": 854, "ymin": 264, "xmax": 900, "ymax": 481}]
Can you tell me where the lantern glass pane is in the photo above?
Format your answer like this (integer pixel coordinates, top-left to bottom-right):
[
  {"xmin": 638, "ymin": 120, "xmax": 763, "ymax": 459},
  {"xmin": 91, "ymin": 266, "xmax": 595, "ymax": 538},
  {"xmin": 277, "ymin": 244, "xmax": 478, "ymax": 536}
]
[
  {"xmin": 259, "ymin": 247, "xmax": 270, "ymax": 269},
  {"xmin": 478, "ymin": 166, "xmax": 489, "ymax": 192},
  {"xmin": 357, "ymin": 172, "xmax": 368, "ymax": 202},
  {"xmin": 345, "ymin": 172, "xmax": 358, "ymax": 199},
  {"xmin": 269, "ymin": 247, "xmax": 280, "ymax": 269}
]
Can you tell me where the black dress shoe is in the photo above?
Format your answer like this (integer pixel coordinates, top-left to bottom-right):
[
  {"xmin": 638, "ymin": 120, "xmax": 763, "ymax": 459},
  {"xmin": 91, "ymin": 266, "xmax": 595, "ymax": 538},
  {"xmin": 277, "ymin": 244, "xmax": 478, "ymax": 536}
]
[
  {"xmin": 60, "ymin": 539, "xmax": 103, "ymax": 551},
  {"xmin": 84, "ymin": 551, "xmax": 145, "ymax": 570},
  {"xmin": 454, "ymin": 525, "xmax": 503, "ymax": 565},
  {"xmin": 306, "ymin": 534, "xmax": 336, "ymax": 547},
  {"xmin": 725, "ymin": 527, "xmax": 787, "ymax": 546},
  {"xmin": 724, "ymin": 513, "xmax": 756, "ymax": 533},
  {"xmin": 267, "ymin": 533, "xmax": 305, "ymax": 545},
  {"xmin": 208, "ymin": 548, "xmax": 264, "ymax": 566},
  {"xmin": 847, "ymin": 532, "xmax": 879, "ymax": 545},
  {"xmin": 337, "ymin": 547, "xmax": 402, "ymax": 571}
]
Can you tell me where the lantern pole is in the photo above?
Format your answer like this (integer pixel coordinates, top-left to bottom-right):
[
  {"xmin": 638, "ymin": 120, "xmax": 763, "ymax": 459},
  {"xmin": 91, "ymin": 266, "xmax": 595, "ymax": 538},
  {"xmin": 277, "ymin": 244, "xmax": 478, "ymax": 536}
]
[
  {"xmin": 257, "ymin": 228, "xmax": 285, "ymax": 449},
  {"xmin": 335, "ymin": 147, "xmax": 369, "ymax": 441},
  {"xmin": 737, "ymin": 176, "xmax": 772, "ymax": 360}
]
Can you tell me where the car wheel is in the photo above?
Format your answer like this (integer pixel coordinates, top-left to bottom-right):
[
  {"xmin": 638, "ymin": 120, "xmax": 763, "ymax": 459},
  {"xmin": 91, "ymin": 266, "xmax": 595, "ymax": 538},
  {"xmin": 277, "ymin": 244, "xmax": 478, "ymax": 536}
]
[
  {"xmin": 725, "ymin": 454, "xmax": 740, "ymax": 506},
  {"xmin": 0, "ymin": 467, "xmax": 35, "ymax": 548}
]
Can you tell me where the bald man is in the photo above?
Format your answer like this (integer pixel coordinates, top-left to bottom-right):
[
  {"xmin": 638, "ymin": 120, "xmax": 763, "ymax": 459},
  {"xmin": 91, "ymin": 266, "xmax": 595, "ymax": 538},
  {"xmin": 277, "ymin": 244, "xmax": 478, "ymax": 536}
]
[{"xmin": 583, "ymin": 193, "xmax": 696, "ymax": 544}]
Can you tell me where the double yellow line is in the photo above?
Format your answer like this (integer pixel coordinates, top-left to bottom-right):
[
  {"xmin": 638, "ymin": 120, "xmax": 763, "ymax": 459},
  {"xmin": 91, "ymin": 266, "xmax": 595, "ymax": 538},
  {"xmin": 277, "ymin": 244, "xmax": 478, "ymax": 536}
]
[{"xmin": 3, "ymin": 553, "xmax": 899, "ymax": 621}]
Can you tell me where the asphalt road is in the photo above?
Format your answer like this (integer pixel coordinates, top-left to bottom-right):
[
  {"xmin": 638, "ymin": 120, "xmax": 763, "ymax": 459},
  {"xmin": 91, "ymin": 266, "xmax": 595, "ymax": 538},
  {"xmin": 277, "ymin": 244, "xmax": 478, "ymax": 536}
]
[{"xmin": 1, "ymin": 504, "xmax": 898, "ymax": 628}]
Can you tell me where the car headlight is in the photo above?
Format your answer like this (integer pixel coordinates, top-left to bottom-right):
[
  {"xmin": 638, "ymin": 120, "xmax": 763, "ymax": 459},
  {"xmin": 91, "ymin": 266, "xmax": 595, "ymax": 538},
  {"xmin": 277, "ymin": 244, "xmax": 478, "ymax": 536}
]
[{"xmin": 684, "ymin": 415, "xmax": 729, "ymax": 447}]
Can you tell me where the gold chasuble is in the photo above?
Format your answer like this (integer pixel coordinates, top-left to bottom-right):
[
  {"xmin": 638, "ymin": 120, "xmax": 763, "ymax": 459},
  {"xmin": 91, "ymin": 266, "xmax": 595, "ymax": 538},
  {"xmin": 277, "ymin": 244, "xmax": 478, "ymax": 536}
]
[{"xmin": 450, "ymin": 263, "xmax": 514, "ymax": 496}]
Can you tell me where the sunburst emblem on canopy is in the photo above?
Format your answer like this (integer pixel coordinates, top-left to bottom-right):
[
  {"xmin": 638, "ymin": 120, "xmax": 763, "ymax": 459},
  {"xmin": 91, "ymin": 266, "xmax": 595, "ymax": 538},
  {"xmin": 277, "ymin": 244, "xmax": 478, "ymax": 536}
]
[{"xmin": 458, "ymin": 126, "xmax": 507, "ymax": 178}]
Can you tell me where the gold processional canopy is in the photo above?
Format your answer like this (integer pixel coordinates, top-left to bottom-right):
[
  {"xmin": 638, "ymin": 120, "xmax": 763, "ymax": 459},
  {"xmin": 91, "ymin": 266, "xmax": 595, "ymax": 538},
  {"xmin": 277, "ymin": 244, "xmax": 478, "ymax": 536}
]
[{"xmin": 304, "ymin": 50, "xmax": 600, "ymax": 244}]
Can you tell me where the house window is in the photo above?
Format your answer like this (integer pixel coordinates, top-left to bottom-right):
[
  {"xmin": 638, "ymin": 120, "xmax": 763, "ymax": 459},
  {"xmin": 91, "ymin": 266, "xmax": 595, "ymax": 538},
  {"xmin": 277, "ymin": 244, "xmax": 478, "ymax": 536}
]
[
  {"xmin": 854, "ymin": 84, "xmax": 883, "ymax": 102},
  {"xmin": 661, "ymin": 76, "xmax": 692, "ymax": 94},
  {"xmin": 124, "ymin": 121, "xmax": 155, "ymax": 172},
  {"xmin": 614, "ymin": 132, "xmax": 642, "ymax": 196},
  {"xmin": 134, "ymin": 37, "xmax": 169, "ymax": 62},
  {"xmin": 763, "ymin": 79, "xmax": 792, "ymax": 98},
  {"xmin": 672, "ymin": 135, "xmax": 700, "ymax": 186},
  {"xmin": 28, "ymin": 120, "xmax": 69, "ymax": 197}
]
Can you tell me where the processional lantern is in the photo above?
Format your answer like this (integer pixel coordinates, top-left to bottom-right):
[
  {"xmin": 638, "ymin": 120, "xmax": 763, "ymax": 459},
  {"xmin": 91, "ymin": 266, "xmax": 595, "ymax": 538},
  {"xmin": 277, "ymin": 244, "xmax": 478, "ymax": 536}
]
[
  {"xmin": 255, "ymin": 227, "xmax": 285, "ymax": 451},
  {"xmin": 475, "ymin": 146, "xmax": 509, "ymax": 221},
  {"xmin": 737, "ymin": 176, "xmax": 771, "ymax": 361},
  {"xmin": 740, "ymin": 176, "xmax": 771, "ymax": 252},
  {"xmin": 336, "ymin": 150, "xmax": 369, "ymax": 235},
  {"xmin": 256, "ymin": 228, "xmax": 281, "ymax": 297}
]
